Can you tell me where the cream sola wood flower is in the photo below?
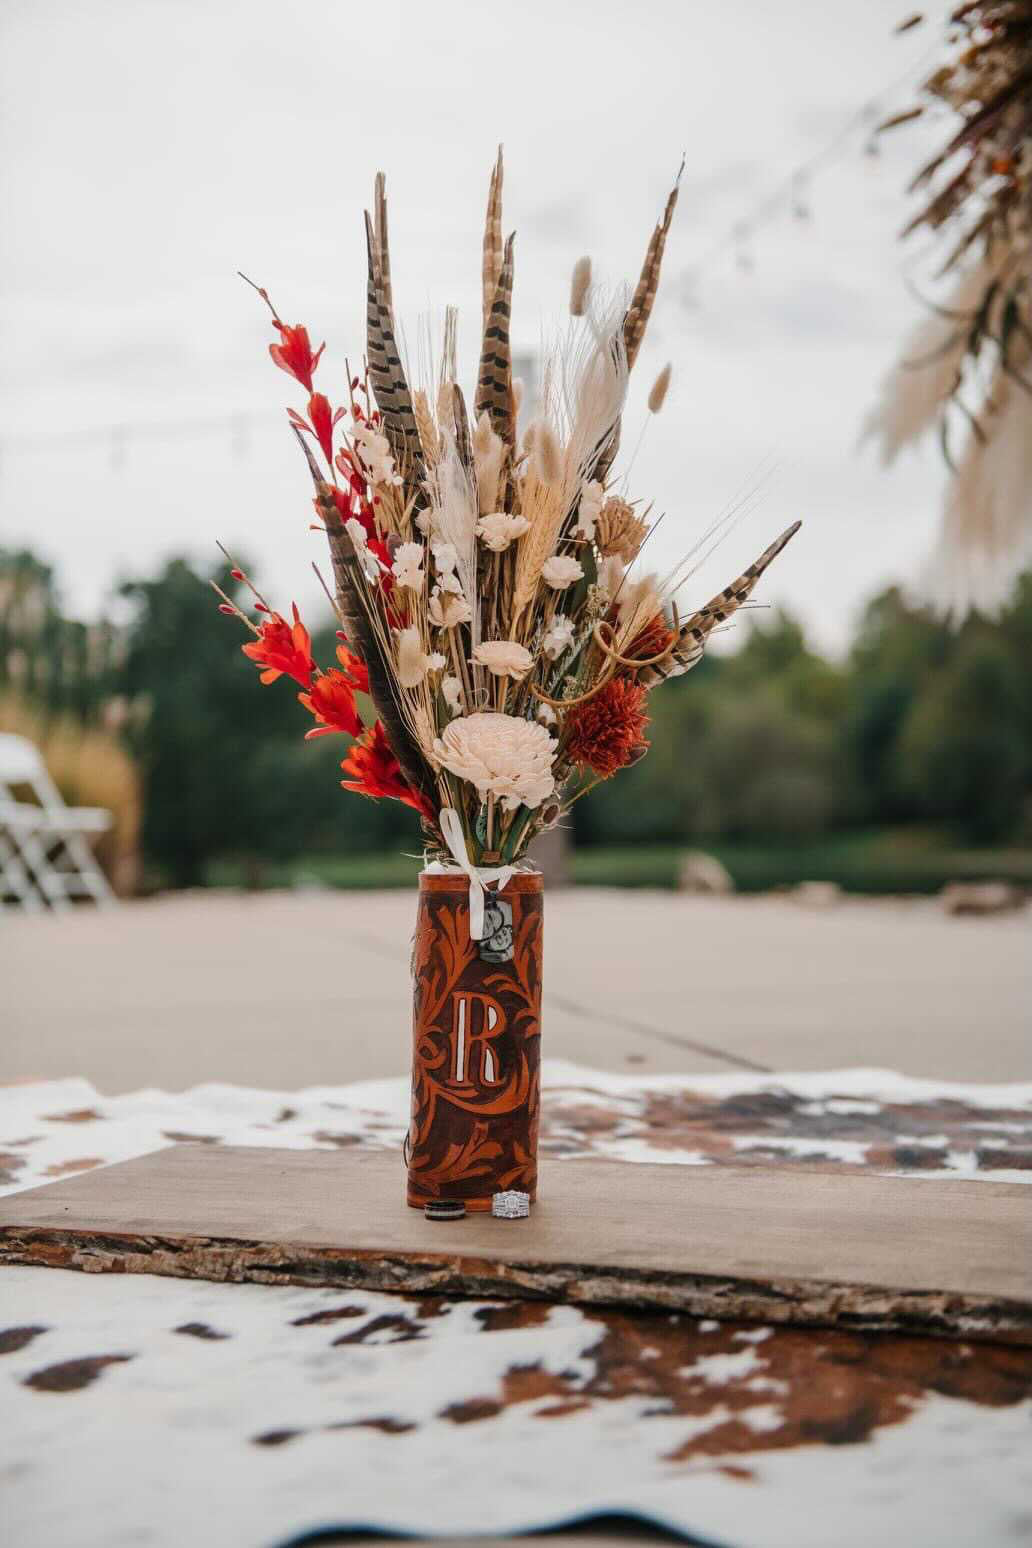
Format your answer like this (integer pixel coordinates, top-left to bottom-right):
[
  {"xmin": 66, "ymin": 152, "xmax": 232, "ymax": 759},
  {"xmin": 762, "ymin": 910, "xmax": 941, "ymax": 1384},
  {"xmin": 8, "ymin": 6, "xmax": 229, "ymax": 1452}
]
[
  {"xmin": 472, "ymin": 640, "xmax": 533, "ymax": 679},
  {"xmin": 428, "ymin": 588, "xmax": 472, "ymax": 628},
  {"xmin": 434, "ymin": 713, "xmax": 556, "ymax": 811},
  {"xmin": 541, "ymin": 554, "xmax": 583, "ymax": 591},
  {"xmin": 476, "ymin": 512, "xmax": 530, "ymax": 552}
]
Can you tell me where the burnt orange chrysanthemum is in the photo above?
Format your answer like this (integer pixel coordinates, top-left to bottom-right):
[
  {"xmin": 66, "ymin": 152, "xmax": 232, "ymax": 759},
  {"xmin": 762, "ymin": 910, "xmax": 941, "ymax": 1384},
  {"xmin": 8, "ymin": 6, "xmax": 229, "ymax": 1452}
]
[{"xmin": 565, "ymin": 677, "xmax": 650, "ymax": 778}]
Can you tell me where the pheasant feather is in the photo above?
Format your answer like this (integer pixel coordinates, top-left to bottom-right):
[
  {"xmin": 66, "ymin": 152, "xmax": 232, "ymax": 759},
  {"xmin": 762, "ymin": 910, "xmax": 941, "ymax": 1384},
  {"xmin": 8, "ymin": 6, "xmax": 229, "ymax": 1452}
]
[
  {"xmin": 363, "ymin": 195, "xmax": 422, "ymax": 486},
  {"xmin": 481, "ymin": 146, "xmax": 504, "ymax": 330},
  {"xmin": 639, "ymin": 521, "xmax": 803, "ymax": 687},
  {"xmin": 475, "ymin": 232, "xmax": 516, "ymax": 445}
]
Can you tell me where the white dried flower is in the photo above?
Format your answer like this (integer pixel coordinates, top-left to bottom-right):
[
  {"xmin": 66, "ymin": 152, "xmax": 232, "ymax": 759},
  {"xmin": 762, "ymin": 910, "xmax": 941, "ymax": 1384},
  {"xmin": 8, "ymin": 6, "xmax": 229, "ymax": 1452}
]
[
  {"xmin": 353, "ymin": 422, "xmax": 402, "ymax": 487},
  {"xmin": 472, "ymin": 640, "xmax": 534, "ymax": 680},
  {"xmin": 397, "ymin": 626, "xmax": 429, "ymax": 688},
  {"xmin": 574, "ymin": 480, "xmax": 604, "ymax": 541},
  {"xmin": 428, "ymin": 588, "xmax": 472, "ymax": 629},
  {"xmin": 536, "ymin": 702, "xmax": 556, "ymax": 726},
  {"xmin": 345, "ymin": 518, "xmax": 382, "ymax": 582},
  {"xmin": 431, "ymin": 540, "xmax": 459, "ymax": 576},
  {"xmin": 433, "ymin": 712, "xmax": 556, "ymax": 810},
  {"xmin": 414, "ymin": 508, "xmax": 433, "ymax": 536},
  {"xmin": 391, "ymin": 541, "xmax": 425, "ymax": 591},
  {"xmin": 426, "ymin": 651, "xmax": 447, "ymax": 673},
  {"xmin": 438, "ymin": 570, "xmax": 464, "ymax": 595},
  {"xmin": 542, "ymin": 615, "xmax": 575, "ymax": 660},
  {"xmin": 476, "ymin": 512, "xmax": 531, "ymax": 552},
  {"xmin": 541, "ymin": 554, "xmax": 584, "ymax": 591},
  {"xmin": 442, "ymin": 674, "xmax": 463, "ymax": 714}
]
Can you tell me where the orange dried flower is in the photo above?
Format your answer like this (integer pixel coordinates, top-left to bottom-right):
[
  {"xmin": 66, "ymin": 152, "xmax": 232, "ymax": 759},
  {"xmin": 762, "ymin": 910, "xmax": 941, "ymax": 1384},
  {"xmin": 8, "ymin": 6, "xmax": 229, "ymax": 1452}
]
[
  {"xmin": 241, "ymin": 605, "xmax": 314, "ymax": 687},
  {"xmin": 299, "ymin": 669, "xmax": 362, "ymax": 739},
  {"xmin": 341, "ymin": 720, "xmax": 435, "ymax": 821},
  {"xmin": 565, "ymin": 677, "xmax": 650, "ymax": 778}
]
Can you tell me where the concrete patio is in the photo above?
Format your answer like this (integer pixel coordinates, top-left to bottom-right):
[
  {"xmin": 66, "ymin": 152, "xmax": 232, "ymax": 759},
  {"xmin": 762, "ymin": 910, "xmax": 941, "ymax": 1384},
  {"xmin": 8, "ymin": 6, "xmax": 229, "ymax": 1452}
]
[{"xmin": 3, "ymin": 889, "xmax": 1028, "ymax": 1090}]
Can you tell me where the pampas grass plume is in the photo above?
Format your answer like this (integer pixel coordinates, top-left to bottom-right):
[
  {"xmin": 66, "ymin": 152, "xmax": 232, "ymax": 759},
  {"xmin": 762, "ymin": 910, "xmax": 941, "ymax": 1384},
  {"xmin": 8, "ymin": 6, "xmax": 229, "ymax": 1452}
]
[
  {"xmin": 570, "ymin": 256, "xmax": 592, "ymax": 317},
  {"xmin": 648, "ymin": 363, "xmax": 672, "ymax": 414}
]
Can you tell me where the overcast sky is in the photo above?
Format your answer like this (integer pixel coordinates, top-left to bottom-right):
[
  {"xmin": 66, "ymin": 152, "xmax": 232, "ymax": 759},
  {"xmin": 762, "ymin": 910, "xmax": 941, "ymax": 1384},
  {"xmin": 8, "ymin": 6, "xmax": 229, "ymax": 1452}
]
[{"xmin": 0, "ymin": 0, "xmax": 949, "ymax": 652}]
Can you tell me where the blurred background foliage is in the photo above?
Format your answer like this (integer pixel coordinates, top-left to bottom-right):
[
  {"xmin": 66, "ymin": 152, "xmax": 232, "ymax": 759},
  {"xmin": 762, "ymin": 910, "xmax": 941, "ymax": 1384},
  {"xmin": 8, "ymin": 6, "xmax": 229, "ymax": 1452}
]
[{"xmin": 2, "ymin": 545, "xmax": 1030, "ymax": 894}]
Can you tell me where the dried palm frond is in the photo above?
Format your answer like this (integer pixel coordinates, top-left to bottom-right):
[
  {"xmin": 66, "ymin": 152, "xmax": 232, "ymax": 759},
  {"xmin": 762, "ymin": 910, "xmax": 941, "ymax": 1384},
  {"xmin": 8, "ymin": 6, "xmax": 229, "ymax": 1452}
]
[
  {"xmin": 872, "ymin": 4, "xmax": 1032, "ymax": 613},
  {"xmin": 926, "ymin": 376, "xmax": 1032, "ymax": 618}
]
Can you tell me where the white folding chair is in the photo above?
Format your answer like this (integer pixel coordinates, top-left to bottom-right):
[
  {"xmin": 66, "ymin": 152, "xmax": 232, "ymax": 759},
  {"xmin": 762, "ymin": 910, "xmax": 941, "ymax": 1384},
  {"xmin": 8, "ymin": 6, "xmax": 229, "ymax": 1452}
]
[{"xmin": 0, "ymin": 733, "xmax": 115, "ymax": 911}]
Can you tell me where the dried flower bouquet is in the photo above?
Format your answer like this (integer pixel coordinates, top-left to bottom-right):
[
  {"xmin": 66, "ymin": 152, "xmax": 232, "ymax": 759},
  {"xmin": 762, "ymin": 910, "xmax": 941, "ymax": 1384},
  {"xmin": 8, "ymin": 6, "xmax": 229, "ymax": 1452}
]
[{"xmin": 220, "ymin": 151, "xmax": 799, "ymax": 879}]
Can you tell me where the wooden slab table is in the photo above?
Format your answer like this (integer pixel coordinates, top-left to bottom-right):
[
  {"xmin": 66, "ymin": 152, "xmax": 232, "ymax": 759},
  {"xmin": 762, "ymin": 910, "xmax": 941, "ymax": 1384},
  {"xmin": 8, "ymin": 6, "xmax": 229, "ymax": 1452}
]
[{"xmin": 2, "ymin": 1145, "xmax": 1029, "ymax": 1345}]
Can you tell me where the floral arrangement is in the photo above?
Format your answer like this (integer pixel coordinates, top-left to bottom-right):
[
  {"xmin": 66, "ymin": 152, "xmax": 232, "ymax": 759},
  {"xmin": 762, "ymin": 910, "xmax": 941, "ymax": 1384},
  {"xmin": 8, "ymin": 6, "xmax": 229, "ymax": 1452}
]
[
  {"xmin": 868, "ymin": 3, "xmax": 1032, "ymax": 613},
  {"xmin": 217, "ymin": 152, "xmax": 799, "ymax": 872}
]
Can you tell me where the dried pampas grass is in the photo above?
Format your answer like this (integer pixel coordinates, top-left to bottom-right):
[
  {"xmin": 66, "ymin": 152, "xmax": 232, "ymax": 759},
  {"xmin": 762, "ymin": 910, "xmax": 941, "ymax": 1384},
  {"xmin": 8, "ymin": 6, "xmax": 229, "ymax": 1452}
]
[
  {"xmin": 925, "ymin": 379, "xmax": 1032, "ymax": 619},
  {"xmin": 863, "ymin": 259, "xmax": 1001, "ymax": 463}
]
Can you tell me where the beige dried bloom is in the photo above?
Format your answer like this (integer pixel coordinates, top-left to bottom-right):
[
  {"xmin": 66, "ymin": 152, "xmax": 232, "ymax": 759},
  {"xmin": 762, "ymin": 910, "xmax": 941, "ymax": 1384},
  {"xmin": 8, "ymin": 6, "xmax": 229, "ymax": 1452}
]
[
  {"xmin": 541, "ymin": 554, "xmax": 584, "ymax": 591},
  {"xmin": 472, "ymin": 639, "xmax": 534, "ymax": 679},
  {"xmin": 570, "ymin": 255, "xmax": 592, "ymax": 317},
  {"xmin": 442, "ymin": 674, "xmax": 463, "ymax": 714},
  {"xmin": 433, "ymin": 712, "xmax": 556, "ymax": 810},
  {"xmin": 476, "ymin": 511, "xmax": 530, "ymax": 552},
  {"xmin": 596, "ymin": 497, "xmax": 649, "ymax": 562}
]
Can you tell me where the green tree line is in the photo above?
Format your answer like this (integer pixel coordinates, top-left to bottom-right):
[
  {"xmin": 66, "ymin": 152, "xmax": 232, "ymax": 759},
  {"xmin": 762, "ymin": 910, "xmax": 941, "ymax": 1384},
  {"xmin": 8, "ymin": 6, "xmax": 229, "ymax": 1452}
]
[{"xmin": 2, "ymin": 547, "xmax": 1030, "ymax": 886}]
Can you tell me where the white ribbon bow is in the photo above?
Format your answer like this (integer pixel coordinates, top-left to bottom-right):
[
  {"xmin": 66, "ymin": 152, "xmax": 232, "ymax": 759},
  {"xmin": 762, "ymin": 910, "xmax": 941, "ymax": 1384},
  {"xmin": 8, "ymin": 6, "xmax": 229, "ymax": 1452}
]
[{"xmin": 434, "ymin": 806, "xmax": 515, "ymax": 941}]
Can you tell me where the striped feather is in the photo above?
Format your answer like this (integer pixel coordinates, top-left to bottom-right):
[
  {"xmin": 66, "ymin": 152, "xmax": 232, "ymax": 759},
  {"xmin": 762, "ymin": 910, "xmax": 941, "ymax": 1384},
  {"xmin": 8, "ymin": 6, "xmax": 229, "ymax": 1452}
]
[
  {"xmin": 373, "ymin": 171, "xmax": 393, "ymax": 316},
  {"xmin": 639, "ymin": 521, "xmax": 802, "ymax": 687},
  {"xmin": 451, "ymin": 382, "xmax": 473, "ymax": 471},
  {"xmin": 475, "ymin": 231, "xmax": 516, "ymax": 444},
  {"xmin": 482, "ymin": 147, "xmax": 504, "ymax": 330},
  {"xmin": 363, "ymin": 200, "xmax": 423, "ymax": 485},
  {"xmin": 624, "ymin": 161, "xmax": 683, "ymax": 370}
]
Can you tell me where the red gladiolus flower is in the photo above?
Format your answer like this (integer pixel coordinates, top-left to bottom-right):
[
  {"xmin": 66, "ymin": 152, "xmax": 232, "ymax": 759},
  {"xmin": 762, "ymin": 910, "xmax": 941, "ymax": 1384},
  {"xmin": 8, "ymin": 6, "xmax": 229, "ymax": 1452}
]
[
  {"xmin": 269, "ymin": 320, "xmax": 324, "ymax": 392},
  {"xmin": 335, "ymin": 640, "xmax": 369, "ymax": 695},
  {"xmin": 341, "ymin": 721, "xmax": 435, "ymax": 820},
  {"xmin": 565, "ymin": 677, "xmax": 650, "ymax": 778},
  {"xmin": 289, "ymin": 394, "xmax": 345, "ymax": 470},
  {"xmin": 241, "ymin": 605, "xmax": 314, "ymax": 688},
  {"xmin": 298, "ymin": 669, "xmax": 362, "ymax": 739}
]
